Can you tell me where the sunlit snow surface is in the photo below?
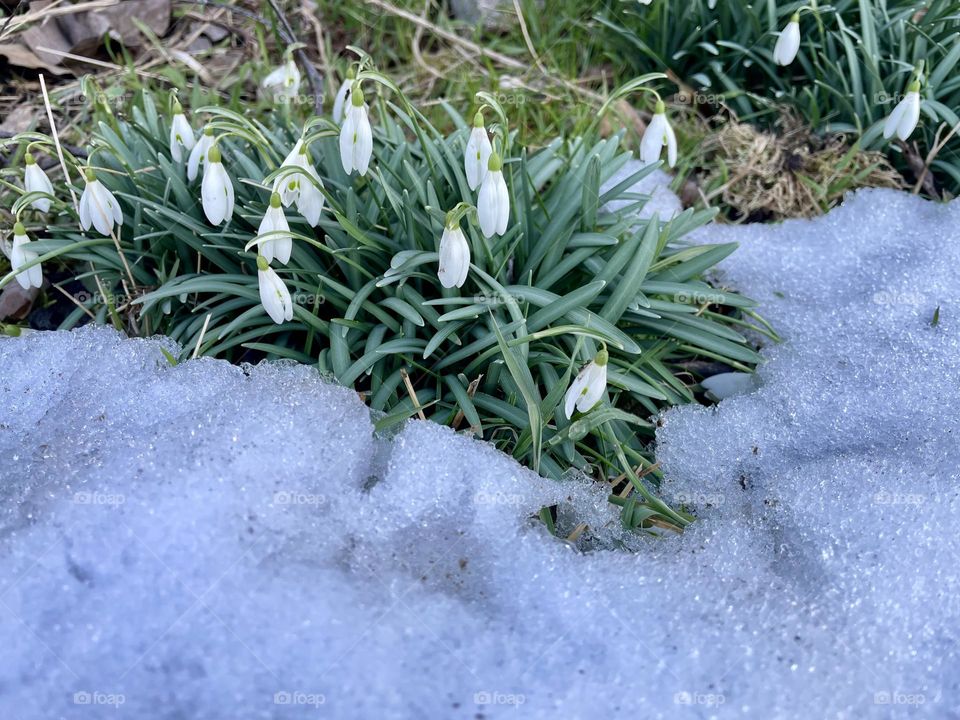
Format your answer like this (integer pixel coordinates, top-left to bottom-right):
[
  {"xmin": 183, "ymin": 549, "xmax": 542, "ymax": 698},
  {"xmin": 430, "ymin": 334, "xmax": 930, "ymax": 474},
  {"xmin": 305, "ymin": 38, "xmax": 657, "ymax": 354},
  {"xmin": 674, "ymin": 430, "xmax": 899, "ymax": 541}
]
[{"xmin": 1, "ymin": 189, "xmax": 958, "ymax": 718}]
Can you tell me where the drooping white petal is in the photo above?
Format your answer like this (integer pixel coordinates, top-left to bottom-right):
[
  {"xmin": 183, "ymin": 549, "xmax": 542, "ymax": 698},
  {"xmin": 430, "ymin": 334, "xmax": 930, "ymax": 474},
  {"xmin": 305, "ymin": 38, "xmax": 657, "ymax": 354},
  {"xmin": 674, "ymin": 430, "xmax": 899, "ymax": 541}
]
[
  {"xmin": 332, "ymin": 80, "xmax": 352, "ymax": 125},
  {"xmin": 576, "ymin": 362, "xmax": 607, "ymax": 414},
  {"xmin": 354, "ymin": 106, "xmax": 373, "ymax": 176},
  {"xmin": 339, "ymin": 106, "xmax": 359, "ymax": 174},
  {"xmin": 477, "ymin": 170, "xmax": 500, "ymax": 238},
  {"xmin": 296, "ymin": 166, "xmax": 325, "ymax": 227},
  {"xmin": 273, "ymin": 139, "xmax": 305, "ymax": 207},
  {"xmin": 563, "ymin": 365, "xmax": 592, "ymax": 420},
  {"xmin": 24, "ymin": 163, "xmax": 54, "ymax": 213},
  {"xmin": 78, "ymin": 183, "xmax": 92, "ymax": 231},
  {"xmin": 465, "ymin": 126, "xmax": 493, "ymax": 191},
  {"xmin": 11, "ymin": 231, "xmax": 42, "ymax": 290},
  {"xmin": 258, "ymin": 266, "xmax": 293, "ymax": 324},
  {"xmin": 495, "ymin": 172, "xmax": 510, "ymax": 236},
  {"xmin": 896, "ymin": 91, "xmax": 921, "ymax": 141},
  {"xmin": 663, "ymin": 118, "xmax": 678, "ymax": 168},
  {"xmin": 81, "ymin": 179, "xmax": 121, "ymax": 236},
  {"xmin": 261, "ymin": 59, "xmax": 301, "ymax": 102},
  {"xmin": 258, "ymin": 204, "xmax": 292, "ymax": 265},
  {"xmin": 774, "ymin": 21, "xmax": 801, "ymax": 66},
  {"xmin": 187, "ymin": 132, "xmax": 215, "ymax": 181},
  {"xmin": 883, "ymin": 98, "xmax": 907, "ymax": 140},
  {"xmin": 640, "ymin": 113, "xmax": 668, "ymax": 165},
  {"xmin": 201, "ymin": 160, "xmax": 234, "ymax": 225},
  {"xmin": 437, "ymin": 227, "xmax": 470, "ymax": 289},
  {"xmin": 169, "ymin": 113, "xmax": 196, "ymax": 162}
]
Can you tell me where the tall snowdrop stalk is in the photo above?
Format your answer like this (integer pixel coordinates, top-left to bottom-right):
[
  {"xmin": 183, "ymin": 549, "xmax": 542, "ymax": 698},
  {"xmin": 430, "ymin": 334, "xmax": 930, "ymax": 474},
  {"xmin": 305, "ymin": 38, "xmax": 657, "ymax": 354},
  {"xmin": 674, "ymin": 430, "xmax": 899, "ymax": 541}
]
[
  {"xmin": 23, "ymin": 152, "xmax": 54, "ymax": 213},
  {"xmin": 883, "ymin": 79, "xmax": 922, "ymax": 141},
  {"xmin": 78, "ymin": 169, "xmax": 123, "ymax": 236},
  {"xmin": 640, "ymin": 100, "xmax": 677, "ymax": 168},
  {"xmin": 564, "ymin": 347, "xmax": 608, "ymax": 419},
  {"xmin": 200, "ymin": 146, "xmax": 234, "ymax": 226},
  {"xmin": 477, "ymin": 152, "xmax": 509, "ymax": 238},
  {"xmin": 10, "ymin": 222, "xmax": 42, "ymax": 290},
  {"xmin": 464, "ymin": 111, "xmax": 493, "ymax": 191},
  {"xmin": 187, "ymin": 127, "xmax": 215, "ymax": 181},
  {"xmin": 332, "ymin": 68, "xmax": 355, "ymax": 125},
  {"xmin": 774, "ymin": 13, "xmax": 801, "ymax": 66},
  {"xmin": 257, "ymin": 192, "xmax": 292, "ymax": 265},
  {"xmin": 257, "ymin": 255, "xmax": 293, "ymax": 324},
  {"xmin": 437, "ymin": 215, "xmax": 470, "ymax": 289},
  {"xmin": 339, "ymin": 83, "xmax": 373, "ymax": 176},
  {"xmin": 169, "ymin": 99, "xmax": 196, "ymax": 163}
]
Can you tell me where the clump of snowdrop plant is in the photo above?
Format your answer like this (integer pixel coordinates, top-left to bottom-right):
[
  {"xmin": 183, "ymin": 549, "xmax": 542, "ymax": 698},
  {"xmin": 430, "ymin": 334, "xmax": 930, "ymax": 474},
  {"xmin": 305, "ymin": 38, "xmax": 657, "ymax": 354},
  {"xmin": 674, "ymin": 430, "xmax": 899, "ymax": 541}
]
[{"xmin": 0, "ymin": 60, "xmax": 769, "ymax": 533}]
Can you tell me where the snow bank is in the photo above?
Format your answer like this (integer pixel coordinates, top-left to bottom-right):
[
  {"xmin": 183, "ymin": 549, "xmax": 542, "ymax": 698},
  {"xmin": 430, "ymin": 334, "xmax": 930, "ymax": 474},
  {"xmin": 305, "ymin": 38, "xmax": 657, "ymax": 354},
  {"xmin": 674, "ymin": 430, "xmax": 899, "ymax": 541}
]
[{"xmin": 0, "ymin": 189, "xmax": 957, "ymax": 718}]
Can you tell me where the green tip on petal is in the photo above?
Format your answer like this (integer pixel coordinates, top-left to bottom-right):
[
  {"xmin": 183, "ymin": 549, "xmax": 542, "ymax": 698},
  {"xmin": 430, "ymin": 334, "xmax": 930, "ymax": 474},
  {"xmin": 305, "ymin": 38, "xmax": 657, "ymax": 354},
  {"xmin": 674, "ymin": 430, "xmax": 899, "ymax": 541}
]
[
  {"xmin": 594, "ymin": 348, "xmax": 609, "ymax": 367},
  {"xmin": 13, "ymin": 222, "xmax": 26, "ymax": 236},
  {"xmin": 84, "ymin": 168, "xmax": 96, "ymax": 182},
  {"xmin": 208, "ymin": 146, "xmax": 222, "ymax": 163},
  {"xmin": 487, "ymin": 152, "xmax": 503, "ymax": 172},
  {"xmin": 270, "ymin": 192, "xmax": 282, "ymax": 208},
  {"xmin": 351, "ymin": 83, "xmax": 365, "ymax": 107},
  {"xmin": 24, "ymin": 152, "xmax": 35, "ymax": 165},
  {"xmin": 256, "ymin": 255, "xmax": 270, "ymax": 272},
  {"xmin": 473, "ymin": 111, "xmax": 484, "ymax": 128},
  {"xmin": 654, "ymin": 99, "xmax": 666, "ymax": 115}
]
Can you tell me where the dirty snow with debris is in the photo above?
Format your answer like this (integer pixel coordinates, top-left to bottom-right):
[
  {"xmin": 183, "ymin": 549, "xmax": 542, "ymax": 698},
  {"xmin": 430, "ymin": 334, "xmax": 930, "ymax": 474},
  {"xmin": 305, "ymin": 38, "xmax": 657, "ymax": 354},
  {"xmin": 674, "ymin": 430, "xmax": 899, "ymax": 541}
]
[{"xmin": 0, "ymin": 187, "xmax": 958, "ymax": 719}]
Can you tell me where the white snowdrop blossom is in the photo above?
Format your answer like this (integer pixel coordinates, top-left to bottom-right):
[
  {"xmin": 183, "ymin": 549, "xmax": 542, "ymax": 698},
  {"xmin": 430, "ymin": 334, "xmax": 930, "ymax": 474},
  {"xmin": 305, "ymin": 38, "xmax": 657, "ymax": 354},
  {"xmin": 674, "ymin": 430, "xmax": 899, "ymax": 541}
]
[
  {"xmin": 477, "ymin": 152, "xmax": 509, "ymax": 238},
  {"xmin": 200, "ymin": 146, "xmax": 235, "ymax": 226},
  {"xmin": 257, "ymin": 192, "xmax": 292, "ymax": 265},
  {"xmin": 272, "ymin": 141, "xmax": 325, "ymax": 226},
  {"xmin": 23, "ymin": 152, "xmax": 54, "ymax": 213},
  {"xmin": 187, "ymin": 127, "xmax": 215, "ymax": 181},
  {"xmin": 10, "ymin": 222, "xmax": 42, "ymax": 290},
  {"xmin": 274, "ymin": 139, "xmax": 305, "ymax": 207},
  {"xmin": 464, "ymin": 112, "xmax": 493, "ymax": 191},
  {"xmin": 169, "ymin": 100, "xmax": 196, "ymax": 163},
  {"xmin": 339, "ymin": 83, "xmax": 373, "ymax": 176},
  {"xmin": 774, "ymin": 15, "xmax": 801, "ymax": 66},
  {"xmin": 79, "ymin": 169, "xmax": 123, "ymax": 236},
  {"xmin": 640, "ymin": 100, "xmax": 677, "ymax": 168},
  {"xmin": 332, "ymin": 69, "xmax": 355, "ymax": 125},
  {"xmin": 437, "ymin": 222, "xmax": 470, "ymax": 289},
  {"xmin": 883, "ymin": 81, "xmax": 922, "ymax": 141},
  {"xmin": 261, "ymin": 58, "xmax": 301, "ymax": 103},
  {"xmin": 257, "ymin": 255, "xmax": 293, "ymax": 324},
  {"xmin": 563, "ymin": 348, "xmax": 608, "ymax": 419}
]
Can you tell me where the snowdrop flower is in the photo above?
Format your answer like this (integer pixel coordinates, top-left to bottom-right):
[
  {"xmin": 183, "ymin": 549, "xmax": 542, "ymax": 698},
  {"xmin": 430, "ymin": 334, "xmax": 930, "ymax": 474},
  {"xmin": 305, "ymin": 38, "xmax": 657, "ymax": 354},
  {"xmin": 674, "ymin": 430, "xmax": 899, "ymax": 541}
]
[
  {"xmin": 274, "ymin": 139, "xmax": 305, "ymax": 206},
  {"xmin": 563, "ymin": 347, "xmax": 608, "ymax": 419},
  {"xmin": 23, "ymin": 152, "xmax": 54, "ymax": 213},
  {"xmin": 10, "ymin": 222, "xmax": 42, "ymax": 290},
  {"xmin": 257, "ymin": 192, "xmax": 292, "ymax": 265},
  {"xmin": 169, "ymin": 99, "xmax": 196, "ymax": 163},
  {"xmin": 332, "ymin": 68, "xmax": 355, "ymax": 125},
  {"xmin": 883, "ymin": 81, "xmax": 922, "ymax": 141},
  {"xmin": 437, "ymin": 221, "xmax": 470, "ymax": 289},
  {"xmin": 465, "ymin": 111, "xmax": 493, "ymax": 191},
  {"xmin": 640, "ymin": 100, "xmax": 677, "ymax": 168},
  {"xmin": 200, "ymin": 146, "xmax": 234, "ymax": 226},
  {"xmin": 187, "ymin": 127, "xmax": 215, "ymax": 181},
  {"xmin": 257, "ymin": 255, "xmax": 293, "ymax": 324},
  {"xmin": 774, "ymin": 14, "xmax": 801, "ymax": 66},
  {"xmin": 79, "ymin": 169, "xmax": 123, "ymax": 236},
  {"xmin": 261, "ymin": 58, "xmax": 301, "ymax": 103},
  {"xmin": 477, "ymin": 152, "xmax": 509, "ymax": 238},
  {"xmin": 272, "ymin": 141, "xmax": 326, "ymax": 226},
  {"xmin": 339, "ymin": 83, "xmax": 373, "ymax": 176}
]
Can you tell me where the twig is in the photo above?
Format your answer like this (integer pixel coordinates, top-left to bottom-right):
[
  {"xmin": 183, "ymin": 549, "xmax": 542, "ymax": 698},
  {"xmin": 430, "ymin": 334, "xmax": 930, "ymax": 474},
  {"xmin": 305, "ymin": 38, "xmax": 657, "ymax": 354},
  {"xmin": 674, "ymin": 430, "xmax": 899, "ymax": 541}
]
[
  {"xmin": 911, "ymin": 120, "xmax": 960, "ymax": 196},
  {"xmin": 399, "ymin": 368, "xmax": 427, "ymax": 421},
  {"xmin": 265, "ymin": 0, "xmax": 325, "ymax": 115},
  {"xmin": 192, "ymin": 313, "xmax": 212, "ymax": 359},
  {"xmin": 511, "ymin": 0, "xmax": 548, "ymax": 78},
  {"xmin": 38, "ymin": 74, "xmax": 78, "ymax": 211}
]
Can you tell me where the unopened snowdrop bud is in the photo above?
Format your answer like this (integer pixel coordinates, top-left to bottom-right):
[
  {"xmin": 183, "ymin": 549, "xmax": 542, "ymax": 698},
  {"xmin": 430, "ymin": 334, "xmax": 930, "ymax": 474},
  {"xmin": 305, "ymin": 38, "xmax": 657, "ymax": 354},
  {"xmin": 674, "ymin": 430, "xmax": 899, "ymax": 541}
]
[
  {"xmin": 339, "ymin": 83, "xmax": 373, "ymax": 176},
  {"xmin": 465, "ymin": 111, "xmax": 493, "ymax": 191},
  {"xmin": 258, "ymin": 192, "xmax": 292, "ymax": 265},
  {"xmin": 261, "ymin": 58, "xmax": 302, "ymax": 103},
  {"xmin": 563, "ymin": 348, "xmax": 608, "ymax": 419},
  {"xmin": 79, "ymin": 169, "xmax": 123, "ymax": 236},
  {"xmin": 10, "ymin": 222, "xmax": 42, "ymax": 290},
  {"xmin": 169, "ymin": 100, "xmax": 196, "ymax": 163},
  {"xmin": 23, "ymin": 152, "xmax": 54, "ymax": 213},
  {"xmin": 200, "ymin": 146, "xmax": 235, "ymax": 226},
  {"xmin": 639, "ymin": 100, "xmax": 677, "ymax": 168},
  {"xmin": 257, "ymin": 255, "xmax": 293, "ymax": 324},
  {"xmin": 883, "ymin": 80, "xmax": 922, "ymax": 141},
  {"xmin": 437, "ymin": 220, "xmax": 470, "ymax": 289},
  {"xmin": 477, "ymin": 152, "xmax": 509, "ymax": 238},
  {"xmin": 188, "ymin": 127, "xmax": 215, "ymax": 181},
  {"xmin": 332, "ymin": 68, "xmax": 356, "ymax": 125},
  {"xmin": 774, "ymin": 14, "xmax": 801, "ymax": 66}
]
